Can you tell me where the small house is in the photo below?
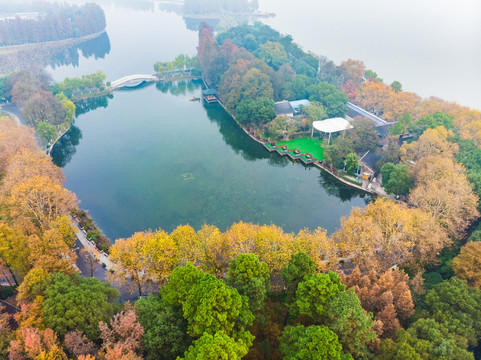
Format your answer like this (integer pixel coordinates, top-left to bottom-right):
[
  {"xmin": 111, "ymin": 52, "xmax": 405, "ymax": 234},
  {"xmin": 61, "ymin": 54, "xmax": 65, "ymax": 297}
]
[{"xmin": 274, "ymin": 100, "xmax": 295, "ymax": 117}]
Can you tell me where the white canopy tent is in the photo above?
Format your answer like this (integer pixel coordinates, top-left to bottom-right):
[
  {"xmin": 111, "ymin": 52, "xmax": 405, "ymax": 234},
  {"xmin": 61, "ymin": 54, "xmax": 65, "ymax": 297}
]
[{"xmin": 312, "ymin": 118, "xmax": 353, "ymax": 144}]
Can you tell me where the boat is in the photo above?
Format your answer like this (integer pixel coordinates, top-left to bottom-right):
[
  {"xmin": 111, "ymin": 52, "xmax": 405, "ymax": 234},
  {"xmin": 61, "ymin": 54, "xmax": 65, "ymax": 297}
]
[{"xmin": 189, "ymin": 97, "xmax": 200, "ymax": 102}]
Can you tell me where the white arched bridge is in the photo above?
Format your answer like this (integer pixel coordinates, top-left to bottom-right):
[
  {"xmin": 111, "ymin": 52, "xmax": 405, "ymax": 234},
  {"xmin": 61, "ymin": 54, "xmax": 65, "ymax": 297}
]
[{"xmin": 110, "ymin": 74, "xmax": 158, "ymax": 89}]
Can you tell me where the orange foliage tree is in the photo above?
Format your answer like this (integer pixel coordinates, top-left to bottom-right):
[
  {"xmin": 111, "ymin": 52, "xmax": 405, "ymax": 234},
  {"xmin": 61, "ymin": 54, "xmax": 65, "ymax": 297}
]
[{"xmin": 342, "ymin": 267, "xmax": 414, "ymax": 339}]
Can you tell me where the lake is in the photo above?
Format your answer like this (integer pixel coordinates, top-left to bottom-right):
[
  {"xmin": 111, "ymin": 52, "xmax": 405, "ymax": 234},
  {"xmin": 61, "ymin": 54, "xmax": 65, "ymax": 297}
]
[
  {"xmin": 49, "ymin": 0, "xmax": 479, "ymax": 241},
  {"xmin": 52, "ymin": 81, "xmax": 369, "ymax": 240}
]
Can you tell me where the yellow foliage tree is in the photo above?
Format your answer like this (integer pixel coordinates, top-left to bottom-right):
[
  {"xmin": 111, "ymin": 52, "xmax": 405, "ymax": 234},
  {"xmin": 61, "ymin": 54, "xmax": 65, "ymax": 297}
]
[
  {"xmin": 409, "ymin": 156, "xmax": 479, "ymax": 238},
  {"xmin": 334, "ymin": 198, "xmax": 450, "ymax": 272},
  {"xmin": 1, "ymin": 149, "xmax": 65, "ymax": 194},
  {"xmin": 452, "ymin": 241, "xmax": 481, "ymax": 288},
  {"xmin": 170, "ymin": 225, "xmax": 203, "ymax": 267},
  {"xmin": 400, "ymin": 126, "xmax": 459, "ymax": 163},
  {"xmin": 0, "ymin": 117, "xmax": 37, "ymax": 173},
  {"xmin": 291, "ymin": 228, "xmax": 338, "ymax": 273},
  {"xmin": 7, "ymin": 175, "xmax": 78, "ymax": 230}
]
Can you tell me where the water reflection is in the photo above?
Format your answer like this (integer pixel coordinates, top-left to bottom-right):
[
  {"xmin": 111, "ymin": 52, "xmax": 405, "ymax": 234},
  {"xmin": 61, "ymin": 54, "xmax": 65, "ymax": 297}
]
[
  {"xmin": 51, "ymin": 125, "xmax": 83, "ymax": 168},
  {"xmin": 155, "ymin": 79, "xmax": 199, "ymax": 97},
  {"xmin": 49, "ymin": 32, "xmax": 111, "ymax": 70},
  {"xmin": 318, "ymin": 171, "xmax": 371, "ymax": 204},
  {"xmin": 74, "ymin": 94, "xmax": 113, "ymax": 117}
]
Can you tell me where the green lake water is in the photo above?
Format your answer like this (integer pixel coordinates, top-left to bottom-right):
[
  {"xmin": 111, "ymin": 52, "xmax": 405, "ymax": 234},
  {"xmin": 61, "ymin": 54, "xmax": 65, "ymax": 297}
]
[{"xmin": 52, "ymin": 81, "xmax": 371, "ymax": 240}]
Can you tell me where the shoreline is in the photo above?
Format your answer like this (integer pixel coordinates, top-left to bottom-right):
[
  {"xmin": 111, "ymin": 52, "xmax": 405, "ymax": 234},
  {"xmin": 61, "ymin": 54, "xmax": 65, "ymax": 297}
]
[
  {"xmin": 0, "ymin": 31, "xmax": 106, "ymax": 53},
  {"xmin": 208, "ymin": 82, "xmax": 381, "ymax": 197}
]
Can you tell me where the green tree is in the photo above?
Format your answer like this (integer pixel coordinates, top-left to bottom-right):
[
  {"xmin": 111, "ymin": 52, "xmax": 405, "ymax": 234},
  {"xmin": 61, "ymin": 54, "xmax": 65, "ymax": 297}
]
[
  {"xmin": 384, "ymin": 164, "xmax": 411, "ymax": 195},
  {"xmin": 390, "ymin": 113, "xmax": 412, "ymax": 136},
  {"xmin": 161, "ymin": 263, "xmax": 204, "ymax": 307},
  {"xmin": 302, "ymin": 101, "xmax": 327, "ymax": 124},
  {"xmin": 364, "ymin": 69, "xmax": 383, "ymax": 82},
  {"xmin": 410, "ymin": 111, "xmax": 454, "ymax": 136},
  {"xmin": 265, "ymin": 115, "xmax": 297, "ymax": 141},
  {"xmin": 37, "ymin": 121, "xmax": 57, "ymax": 144},
  {"xmin": 347, "ymin": 117, "xmax": 379, "ymax": 154},
  {"xmin": 182, "ymin": 274, "xmax": 254, "ymax": 339},
  {"xmin": 179, "ymin": 331, "xmax": 251, "ymax": 360},
  {"xmin": 390, "ymin": 81, "xmax": 403, "ymax": 93},
  {"xmin": 344, "ymin": 152, "xmax": 359, "ymax": 176},
  {"xmin": 42, "ymin": 273, "xmax": 119, "ymax": 340},
  {"xmin": 285, "ymin": 75, "xmax": 315, "ymax": 100},
  {"xmin": 239, "ymin": 68, "xmax": 274, "ymax": 102},
  {"xmin": 279, "ymin": 325, "xmax": 353, "ymax": 360},
  {"xmin": 307, "ymin": 82, "xmax": 348, "ymax": 118},
  {"xmin": 136, "ymin": 295, "xmax": 191, "ymax": 360},
  {"xmin": 226, "ymin": 254, "xmax": 270, "ymax": 313},
  {"xmin": 419, "ymin": 277, "xmax": 481, "ymax": 347},
  {"xmin": 381, "ymin": 162, "xmax": 395, "ymax": 186},
  {"xmin": 235, "ymin": 97, "xmax": 275, "ymax": 126},
  {"xmin": 326, "ymin": 290, "xmax": 377, "ymax": 358},
  {"xmin": 295, "ymin": 272, "xmax": 345, "ymax": 322},
  {"xmin": 281, "ymin": 252, "xmax": 316, "ymax": 302},
  {"xmin": 379, "ymin": 318, "xmax": 474, "ymax": 360},
  {"xmin": 257, "ymin": 41, "xmax": 288, "ymax": 70}
]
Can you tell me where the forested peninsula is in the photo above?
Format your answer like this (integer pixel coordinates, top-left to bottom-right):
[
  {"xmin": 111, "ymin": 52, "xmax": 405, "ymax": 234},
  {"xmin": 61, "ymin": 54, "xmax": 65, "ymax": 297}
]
[
  {"xmin": 0, "ymin": 3, "xmax": 106, "ymax": 47},
  {"xmin": 2, "ymin": 21, "xmax": 481, "ymax": 360}
]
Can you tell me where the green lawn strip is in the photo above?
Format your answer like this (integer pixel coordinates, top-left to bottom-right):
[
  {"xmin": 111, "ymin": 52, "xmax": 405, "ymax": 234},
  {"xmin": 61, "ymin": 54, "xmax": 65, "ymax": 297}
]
[{"xmin": 277, "ymin": 137, "xmax": 324, "ymax": 160}]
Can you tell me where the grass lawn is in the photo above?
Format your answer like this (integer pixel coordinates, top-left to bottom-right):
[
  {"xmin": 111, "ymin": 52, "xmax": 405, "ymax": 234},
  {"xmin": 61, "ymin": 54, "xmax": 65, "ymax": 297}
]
[{"xmin": 277, "ymin": 137, "xmax": 324, "ymax": 160}]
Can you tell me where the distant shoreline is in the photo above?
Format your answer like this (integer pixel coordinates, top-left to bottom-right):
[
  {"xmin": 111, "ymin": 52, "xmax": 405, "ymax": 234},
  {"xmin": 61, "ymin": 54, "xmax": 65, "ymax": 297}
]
[{"xmin": 0, "ymin": 30, "xmax": 106, "ymax": 52}]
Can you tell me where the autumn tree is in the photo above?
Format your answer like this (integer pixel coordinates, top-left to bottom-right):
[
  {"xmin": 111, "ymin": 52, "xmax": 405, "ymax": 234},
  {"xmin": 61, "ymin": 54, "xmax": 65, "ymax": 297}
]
[
  {"xmin": 0, "ymin": 117, "xmax": 37, "ymax": 173},
  {"xmin": 8, "ymin": 327, "xmax": 68, "ymax": 360},
  {"xmin": 291, "ymin": 228, "xmax": 338, "ymax": 273},
  {"xmin": 453, "ymin": 242, "xmax": 481, "ymax": 288},
  {"xmin": 400, "ymin": 126, "xmax": 459, "ymax": 163},
  {"xmin": 340, "ymin": 59, "xmax": 365, "ymax": 85},
  {"xmin": 279, "ymin": 325, "xmax": 352, "ymax": 360},
  {"xmin": 64, "ymin": 331, "xmax": 98, "ymax": 359},
  {"xmin": 0, "ymin": 223, "xmax": 30, "ymax": 282},
  {"xmin": 197, "ymin": 224, "xmax": 232, "ymax": 277},
  {"xmin": 0, "ymin": 304, "xmax": 11, "ymax": 359},
  {"xmin": 108, "ymin": 230, "xmax": 177, "ymax": 295},
  {"xmin": 99, "ymin": 303, "xmax": 144, "ymax": 360},
  {"xmin": 6, "ymin": 175, "xmax": 78, "ymax": 230},
  {"xmin": 342, "ymin": 267, "xmax": 414, "ymax": 339},
  {"xmin": 170, "ymin": 225, "xmax": 202, "ymax": 267},
  {"xmin": 334, "ymin": 198, "xmax": 450, "ymax": 272},
  {"xmin": 409, "ymin": 156, "xmax": 479, "ymax": 239},
  {"xmin": 356, "ymin": 81, "xmax": 419, "ymax": 121}
]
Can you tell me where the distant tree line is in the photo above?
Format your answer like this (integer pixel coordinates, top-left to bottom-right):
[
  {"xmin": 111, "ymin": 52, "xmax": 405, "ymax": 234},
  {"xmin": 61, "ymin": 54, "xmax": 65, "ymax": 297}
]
[
  {"xmin": 0, "ymin": 2, "xmax": 106, "ymax": 46},
  {"xmin": 184, "ymin": 0, "xmax": 258, "ymax": 14}
]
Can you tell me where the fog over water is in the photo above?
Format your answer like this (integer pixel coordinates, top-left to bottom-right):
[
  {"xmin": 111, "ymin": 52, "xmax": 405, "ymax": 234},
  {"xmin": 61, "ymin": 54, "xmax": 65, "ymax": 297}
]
[{"xmin": 259, "ymin": 0, "xmax": 481, "ymax": 109}]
